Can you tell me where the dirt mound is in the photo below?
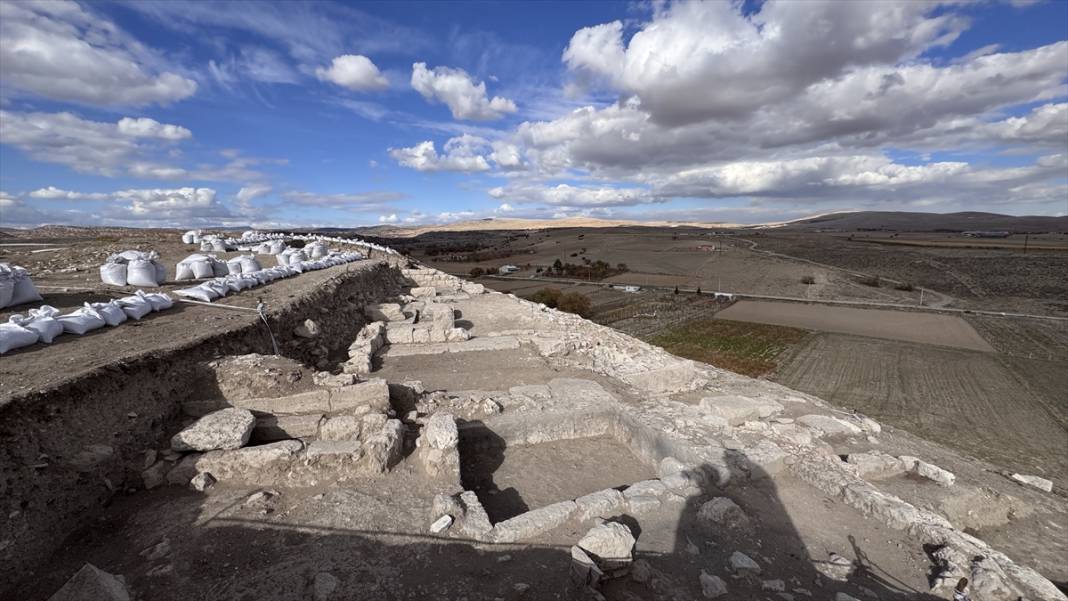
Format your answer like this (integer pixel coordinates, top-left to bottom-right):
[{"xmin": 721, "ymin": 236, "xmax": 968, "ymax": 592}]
[{"xmin": 202, "ymin": 354, "xmax": 315, "ymax": 401}]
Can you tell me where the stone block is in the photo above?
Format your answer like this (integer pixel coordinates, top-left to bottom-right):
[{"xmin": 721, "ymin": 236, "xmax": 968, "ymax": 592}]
[{"xmin": 491, "ymin": 501, "xmax": 577, "ymax": 543}]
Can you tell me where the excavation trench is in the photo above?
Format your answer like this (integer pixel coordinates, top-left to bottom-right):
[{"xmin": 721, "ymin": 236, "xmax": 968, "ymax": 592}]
[{"xmin": 0, "ymin": 260, "xmax": 407, "ymax": 593}]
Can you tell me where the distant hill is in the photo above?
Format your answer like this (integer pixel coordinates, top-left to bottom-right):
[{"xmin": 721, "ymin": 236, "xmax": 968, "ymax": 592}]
[
  {"xmin": 781, "ymin": 211, "xmax": 1068, "ymax": 233},
  {"xmin": 354, "ymin": 216, "xmax": 745, "ymax": 238}
]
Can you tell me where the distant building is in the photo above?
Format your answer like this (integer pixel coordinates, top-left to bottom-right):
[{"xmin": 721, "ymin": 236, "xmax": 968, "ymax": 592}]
[
  {"xmin": 498, "ymin": 265, "xmax": 520, "ymax": 274},
  {"xmin": 962, "ymin": 231, "xmax": 1010, "ymax": 238},
  {"xmin": 623, "ymin": 285, "xmax": 640, "ymax": 293}
]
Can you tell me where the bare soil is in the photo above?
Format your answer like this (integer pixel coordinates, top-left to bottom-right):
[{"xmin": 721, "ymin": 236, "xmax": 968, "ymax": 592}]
[
  {"xmin": 716, "ymin": 299, "xmax": 995, "ymax": 351},
  {"xmin": 771, "ymin": 332, "xmax": 1068, "ymax": 486}
]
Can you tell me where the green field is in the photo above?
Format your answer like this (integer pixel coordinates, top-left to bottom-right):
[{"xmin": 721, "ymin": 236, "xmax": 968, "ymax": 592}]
[{"xmin": 648, "ymin": 317, "xmax": 809, "ymax": 377}]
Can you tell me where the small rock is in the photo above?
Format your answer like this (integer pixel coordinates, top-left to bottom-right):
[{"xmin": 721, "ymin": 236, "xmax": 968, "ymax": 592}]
[
  {"xmin": 140, "ymin": 538, "xmax": 171, "ymax": 561},
  {"xmin": 430, "ymin": 515, "xmax": 453, "ymax": 533},
  {"xmin": 313, "ymin": 572, "xmax": 338, "ymax": 601},
  {"xmin": 142, "ymin": 449, "xmax": 158, "ymax": 471},
  {"xmin": 631, "ymin": 559, "xmax": 652, "ymax": 584},
  {"xmin": 295, "ymin": 319, "xmax": 321, "ymax": 339},
  {"xmin": 513, "ymin": 583, "xmax": 529, "ymax": 593},
  {"xmin": 729, "ymin": 551, "xmax": 761, "ymax": 574},
  {"xmin": 762, "ymin": 579, "xmax": 786, "ymax": 592},
  {"xmin": 1011, "ymin": 473, "xmax": 1053, "ymax": 492},
  {"xmin": 190, "ymin": 472, "xmax": 216, "ymax": 492},
  {"xmin": 577, "ymin": 522, "xmax": 636, "ymax": 572},
  {"xmin": 700, "ymin": 571, "xmax": 728, "ymax": 598},
  {"xmin": 141, "ymin": 461, "xmax": 169, "ymax": 490}
]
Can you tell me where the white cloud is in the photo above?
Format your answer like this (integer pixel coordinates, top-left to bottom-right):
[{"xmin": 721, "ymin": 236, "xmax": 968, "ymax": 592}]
[
  {"xmin": 28, "ymin": 186, "xmax": 108, "ymax": 200},
  {"xmin": 0, "ymin": 1, "xmax": 196, "ymax": 107},
  {"xmin": 316, "ymin": 54, "xmax": 389, "ymax": 91},
  {"xmin": 389, "ymin": 135, "xmax": 492, "ymax": 172},
  {"xmin": 281, "ymin": 190, "xmax": 405, "ymax": 211},
  {"xmin": 116, "ymin": 117, "xmax": 192, "ymax": 141},
  {"xmin": 236, "ymin": 184, "xmax": 272, "ymax": 203},
  {"xmin": 411, "ymin": 62, "xmax": 517, "ymax": 120},
  {"xmin": 564, "ymin": 1, "xmax": 967, "ymax": 126},
  {"xmin": 378, "ymin": 213, "xmax": 398, "ymax": 223},
  {"xmin": 0, "ymin": 110, "xmax": 191, "ymax": 177},
  {"xmin": 114, "ymin": 187, "xmax": 219, "ymax": 216},
  {"xmin": 489, "ymin": 183, "xmax": 657, "ymax": 207}
]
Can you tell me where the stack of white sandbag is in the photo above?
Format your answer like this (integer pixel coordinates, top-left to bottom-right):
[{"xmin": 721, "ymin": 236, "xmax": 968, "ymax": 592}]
[
  {"xmin": 305, "ymin": 241, "xmax": 330, "ymax": 259},
  {"xmin": 175, "ymin": 254, "xmax": 229, "ymax": 280},
  {"xmin": 0, "ymin": 264, "xmax": 43, "ymax": 309},
  {"xmin": 99, "ymin": 250, "xmax": 167, "ymax": 287},
  {"xmin": 254, "ymin": 239, "xmax": 288, "ymax": 255},
  {"xmin": 225, "ymin": 255, "xmax": 263, "ymax": 275},
  {"xmin": 277, "ymin": 248, "xmax": 308, "ymax": 267},
  {"xmin": 181, "ymin": 230, "xmax": 202, "ymax": 244},
  {"xmin": 199, "ymin": 236, "xmax": 232, "ymax": 253},
  {"xmin": 174, "ymin": 250, "xmax": 364, "ymax": 303},
  {"xmin": 0, "ymin": 291, "xmax": 173, "ymax": 354}
]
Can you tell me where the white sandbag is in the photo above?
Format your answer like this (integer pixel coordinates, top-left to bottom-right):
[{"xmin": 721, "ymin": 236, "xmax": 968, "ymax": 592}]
[
  {"xmin": 0, "ymin": 279, "xmax": 13, "ymax": 309},
  {"xmin": 190, "ymin": 260, "xmax": 214, "ymax": 279},
  {"xmin": 175, "ymin": 285, "xmax": 218, "ymax": 302},
  {"xmin": 116, "ymin": 295, "xmax": 153, "ymax": 320},
  {"xmin": 154, "ymin": 261, "xmax": 167, "ymax": 284},
  {"xmin": 175, "ymin": 262, "xmax": 195, "ymax": 280},
  {"xmin": 58, "ymin": 306, "xmax": 106, "ymax": 335},
  {"xmin": 127, "ymin": 259, "xmax": 160, "ymax": 287},
  {"xmin": 200, "ymin": 240, "xmax": 213, "ymax": 252},
  {"xmin": 226, "ymin": 258, "xmax": 244, "ymax": 275},
  {"xmin": 222, "ymin": 276, "xmax": 244, "ymax": 293},
  {"xmin": 137, "ymin": 290, "xmax": 173, "ymax": 311},
  {"xmin": 100, "ymin": 263, "xmax": 128, "ymax": 286},
  {"xmin": 211, "ymin": 239, "xmax": 227, "ymax": 252},
  {"xmin": 182, "ymin": 232, "xmax": 194, "ymax": 244},
  {"xmin": 4, "ymin": 265, "xmax": 43, "ymax": 306},
  {"xmin": 211, "ymin": 259, "xmax": 228, "ymax": 277},
  {"xmin": 204, "ymin": 280, "xmax": 230, "ymax": 297},
  {"xmin": 0, "ymin": 322, "xmax": 39, "ymax": 354},
  {"xmin": 11, "ymin": 306, "xmax": 63, "ymax": 344},
  {"xmin": 91, "ymin": 301, "xmax": 128, "ymax": 326},
  {"xmin": 239, "ymin": 256, "xmax": 261, "ymax": 273},
  {"xmin": 269, "ymin": 240, "xmax": 286, "ymax": 254}
]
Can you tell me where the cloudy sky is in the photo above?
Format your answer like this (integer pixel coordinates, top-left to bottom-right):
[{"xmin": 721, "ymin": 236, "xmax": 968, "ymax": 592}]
[{"xmin": 1, "ymin": 0, "xmax": 1066, "ymax": 228}]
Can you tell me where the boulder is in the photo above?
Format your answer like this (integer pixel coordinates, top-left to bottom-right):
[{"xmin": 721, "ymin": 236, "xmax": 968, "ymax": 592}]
[
  {"xmin": 166, "ymin": 453, "xmax": 202, "ymax": 485},
  {"xmin": 900, "ymin": 455, "xmax": 955, "ymax": 486},
  {"xmin": 491, "ymin": 501, "xmax": 577, "ymax": 543},
  {"xmin": 459, "ymin": 491, "xmax": 493, "ymax": 538},
  {"xmin": 190, "ymin": 472, "xmax": 216, "ymax": 492},
  {"xmin": 141, "ymin": 460, "xmax": 169, "ymax": 490},
  {"xmin": 195, "ymin": 439, "xmax": 303, "ymax": 481},
  {"xmin": 797, "ymin": 414, "xmax": 863, "ymax": 438},
  {"xmin": 570, "ymin": 545, "xmax": 604, "ymax": 589},
  {"xmin": 422, "ymin": 413, "xmax": 459, "ymax": 450},
  {"xmin": 172, "ymin": 408, "xmax": 255, "ymax": 452},
  {"xmin": 576, "ymin": 522, "xmax": 635, "ymax": 576},
  {"xmin": 847, "ymin": 451, "xmax": 906, "ymax": 480},
  {"xmin": 697, "ymin": 497, "xmax": 749, "ymax": 529},
  {"xmin": 319, "ymin": 416, "xmax": 362, "ymax": 441},
  {"xmin": 360, "ymin": 419, "xmax": 403, "ymax": 473},
  {"xmin": 48, "ymin": 563, "xmax": 130, "ymax": 601}
]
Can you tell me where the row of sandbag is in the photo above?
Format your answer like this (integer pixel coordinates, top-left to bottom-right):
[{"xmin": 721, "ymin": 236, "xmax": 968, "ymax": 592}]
[
  {"xmin": 173, "ymin": 251, "xmax": 363, "ymax": 303},
  {"xmin": 0, "ymin": 263, "xmax": 43, "ymax": 309},
  {"xmin": 99, "ymin": 250, "xmax": 167, "ymax": 287},
  {"xmin": 287, "ymin": 233, "xmax": 398, "ymax": 256},
  {"xmin": 0, "ymin": 291, "xmax": 173, "ymax": 354},
  {"xmin": 175, "ymin": 254, "xmax": 264, "ymax": 281}
]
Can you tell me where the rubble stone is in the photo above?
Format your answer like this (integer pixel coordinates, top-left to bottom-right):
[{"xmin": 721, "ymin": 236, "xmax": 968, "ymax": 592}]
[
  {"xmin": 1010, "ymin": 473, "xmax": 1053, "ymax": 492},
  {"xmin": 729, "ymin": 551, "xmax": 761, "ymax": 574},
  {"xmin": 575, "ymin": 488, "xmax": 626, "ymax": 521},
  {"xmin": 491, "ymin": 501, "xmax": 577, "ymax": 543},
  {"xmin": 697, "ymin": 497, "xmax": 749, "ymax": 529},
  {"xmin": 577, "ymin": 522, "xmax": 635, "ymax": 575},
  {"xmin": 797, "ymin": 414, "xmax": 863, "ymax": 438},
  {"xmin": 900, "ymin": 455, "xmax": 956, "ymax": 486},
  {"xmin": 294, "ymin": 319, "xmax": 320, "ymax": 338},
  {"xmin": 700, "ymin": 572, "xmax": 728, "ymax": 598},
  {"xmin": 699, "ymin": 395, "xmax": 784, "ymax": 425}
]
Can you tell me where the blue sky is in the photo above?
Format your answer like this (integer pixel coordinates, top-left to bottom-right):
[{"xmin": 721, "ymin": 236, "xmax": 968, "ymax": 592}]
[{"xmin": 1, "ymin": 0, "xmax": 1066, "ymax": 228}]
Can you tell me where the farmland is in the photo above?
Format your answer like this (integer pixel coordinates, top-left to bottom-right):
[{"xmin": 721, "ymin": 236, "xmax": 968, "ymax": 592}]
[
  {"xmin": 647, "ymin": 318, "xmax": 809, "ymax": 377},
  {"xmin": 771, "ymin": 333, "xmax": 1068, "ymax": 486},
  {"xmin": 715, "ymin": 300, "xmax": 994, "ymax": 351}
]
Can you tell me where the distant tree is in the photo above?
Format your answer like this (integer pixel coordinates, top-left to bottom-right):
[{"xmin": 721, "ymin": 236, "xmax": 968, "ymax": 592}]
[
  {"xmin": 616, "ymin": 263, "xmax": 628, "ymax": 272},
  {"xmin": 801, "ymin": 275, "xmax": 815, "ymax": 285},
  {"xmin": 557, "ymin": 292, "xmax": 592, "ymax": 317},
  {"xmin": 530, "ymin": 288, "xmax": 563, "ymax": 308},
  {"xmin": 552, "ymin": 258, "xmax": 563, "ymax": 273},
  {"xmin": 696, "ymin": 287, "xmax": 702, "ymax": 294},
  {"xmin": 469, "ymin": 267, "xmax": 485, "ymax": 278},
  {"xmin": 674, "ymin": 286, "xmax": 679, "ymax": 295}
]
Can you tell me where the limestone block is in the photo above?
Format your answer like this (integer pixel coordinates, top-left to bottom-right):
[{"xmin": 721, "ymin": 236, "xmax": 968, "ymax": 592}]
[
  {"xmin": 491, "ymin": 501, "xmax": 577, "ymax": 543},
  {"xmin": 171, "ymin": 408, "xmax": 255, "ymax": 452},
  {"xmin": 698, "ymin": 395, "xmax": 784, "ymax": 426},
  {"xmin": 575, "ymin": 488, "xmax": 626, "ymax": 521}
]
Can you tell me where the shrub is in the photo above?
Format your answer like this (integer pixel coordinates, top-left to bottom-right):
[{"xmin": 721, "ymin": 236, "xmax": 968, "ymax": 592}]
[
  {"xmin": 469, "ymin": 267, "xmax": 485, "ymax": 278},
  {"xmin": 287, "ymin": 238, "xmax": 306, "ymax": 248},
  {"xmin": 529, "ymin": 288, "xmax": 563, "ymax": 308},
  {"xmin": 801, "ymin": 275, "xmax": 816, "ymax": 285},
  {"xmin": 556, "ymin": 292, "xmax": 592, "ymax": 317},
  {"xmin": 895, "ymin": 282, "xmax": 915, "ymax": 291}
]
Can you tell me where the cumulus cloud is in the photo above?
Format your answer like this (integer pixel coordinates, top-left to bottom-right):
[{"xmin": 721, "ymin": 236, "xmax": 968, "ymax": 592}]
[
  {"xmin": 389, "ymin": 134, "xmax": 492, "ymax": 172},
  {"xmin": 281, "ymin": 190, "xmax": 406, "ymax": 211},
  {"xmin": 316, "ymin": 54, "xmax": 389, "ymax": 91},
  {"xmin": 0, "ymin": 1, "xmax": 196, "ymax": 107},
  {"xmin": 378, "ymin": 213, "xmax": 398, "ymax": 223},
  {"xmin": 411, "ymin": 62, "xmax": 517, "ymax": 120},
  {"xmin": 563, "ymin": 1, "xmax": 967, "ymax": 126},
  {"xmin": 117, "ymin": 117, "xmax": 192, "ymax": 141},
  {"xmin": 114, "ymin": 187, "xmax": 220, "ymax": 216},
  {"xmin": 236, "ymin": 184, "xmax": 273, "ymax": 203},
  {"xmin": 489, "ymin": 183, "xmax": 657, "ymax": 207}
]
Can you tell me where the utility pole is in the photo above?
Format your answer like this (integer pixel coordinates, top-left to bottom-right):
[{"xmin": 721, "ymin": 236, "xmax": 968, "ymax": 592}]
[{"xmin": 919, "ymin": 288, "xmax": 925, "ymax": 306}]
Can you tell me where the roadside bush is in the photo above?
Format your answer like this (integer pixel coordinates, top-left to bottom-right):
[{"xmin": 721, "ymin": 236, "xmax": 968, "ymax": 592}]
[
  {"xmin": 556, "ymin": 292, "xmax": 592, "ymax": 317},
  {"xmin": 801, "ymin": 275, "xmax": 816, "ymax": 285},
  {"xmin": 287, "ymin": 238, "xmax": 306, "ymax": 248},
  {"xmin": 469, "ymin": 267, "xmax": 485, "ymax": 278},
  {"xmin": 529, "ymin": 288, "xmax": 563, "ymax": 308},
  {"xmin": 895, "ymin": 282, "xmax": 915, "ymax": 291},
  {"xmin": 859, "ymin": 275, "xmax": 881, "ymax": 287}
]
